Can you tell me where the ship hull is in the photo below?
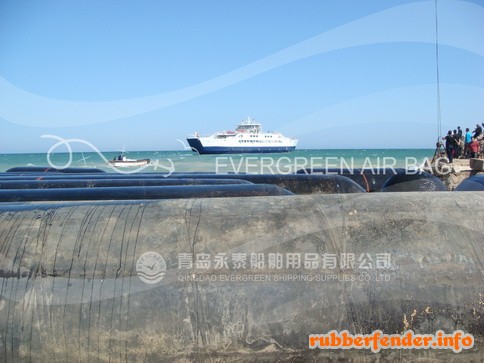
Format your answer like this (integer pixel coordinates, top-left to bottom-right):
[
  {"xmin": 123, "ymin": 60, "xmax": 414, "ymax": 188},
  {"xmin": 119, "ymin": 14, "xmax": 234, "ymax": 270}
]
[
  {"xmin": 107, "ymin": 159, "xmax": 151, "ymax": 167},
  {"xmin": 187, "ymin": 138, "xmax": 296, "ymax": 154}
]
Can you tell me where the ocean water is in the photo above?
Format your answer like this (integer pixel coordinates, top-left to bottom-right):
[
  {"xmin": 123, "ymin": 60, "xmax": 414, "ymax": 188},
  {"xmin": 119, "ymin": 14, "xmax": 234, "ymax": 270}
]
[{"xmin": 0, "ymin": 149, "xmax": 435, "ymax": 174}]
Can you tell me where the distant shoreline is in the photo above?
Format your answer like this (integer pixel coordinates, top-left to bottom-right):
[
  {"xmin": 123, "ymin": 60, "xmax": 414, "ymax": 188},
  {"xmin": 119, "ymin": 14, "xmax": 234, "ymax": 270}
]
[{"xmin": 0, "ymin": 148, "xmax": 435, "ymax": 156}]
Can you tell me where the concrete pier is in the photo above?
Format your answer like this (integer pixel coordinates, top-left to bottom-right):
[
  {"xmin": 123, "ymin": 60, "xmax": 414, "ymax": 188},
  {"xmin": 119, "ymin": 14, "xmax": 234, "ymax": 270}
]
[{"xmin": 470, "ymin": 158, "xmax": 484, "ymax": 172}]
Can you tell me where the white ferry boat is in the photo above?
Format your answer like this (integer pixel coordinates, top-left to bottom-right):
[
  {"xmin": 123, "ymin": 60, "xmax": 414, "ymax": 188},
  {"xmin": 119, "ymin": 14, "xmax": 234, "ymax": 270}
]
[{"xmin": 187, "ymin": 117, "xmax": 298, "ymax": 154}]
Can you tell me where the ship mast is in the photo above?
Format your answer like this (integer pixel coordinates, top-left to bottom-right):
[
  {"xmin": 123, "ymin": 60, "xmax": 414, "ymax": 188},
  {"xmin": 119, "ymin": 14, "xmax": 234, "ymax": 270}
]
[
  {"xmin": 434, "ymin": 0, "xmax": 442, "ymax": 140},
  {"xmin": 430, "ymin": 0, "xmax": 443, "ymax": 165}
]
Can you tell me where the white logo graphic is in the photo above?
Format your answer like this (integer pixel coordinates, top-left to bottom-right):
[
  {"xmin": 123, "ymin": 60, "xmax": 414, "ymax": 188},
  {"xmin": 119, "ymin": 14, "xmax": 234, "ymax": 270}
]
[
  {"xmin": 42, "ymin": 135, "xmax": 175, "ymax": 176},
  {"xmin": 136, "ymin": 252, "xmax": 167, "ymax": 284}
]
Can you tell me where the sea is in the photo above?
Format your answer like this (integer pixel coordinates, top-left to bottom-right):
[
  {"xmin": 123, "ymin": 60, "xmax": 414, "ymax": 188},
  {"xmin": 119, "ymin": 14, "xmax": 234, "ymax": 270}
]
[{"xmin": 0, "ymin": 149, "xmax": 435, "ymax": 174}]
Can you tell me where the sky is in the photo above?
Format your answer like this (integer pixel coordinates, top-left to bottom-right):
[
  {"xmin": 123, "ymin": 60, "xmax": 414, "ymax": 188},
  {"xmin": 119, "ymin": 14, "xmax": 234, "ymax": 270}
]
[{"xmin": 0, "ymin": 0, "xmax": 483, "ymax": 153}]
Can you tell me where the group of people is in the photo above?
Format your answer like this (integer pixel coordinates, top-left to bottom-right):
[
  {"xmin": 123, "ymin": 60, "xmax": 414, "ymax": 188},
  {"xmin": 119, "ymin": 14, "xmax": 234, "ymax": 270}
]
[{"xmin": 442, "ymin": 123, "xmax": 483, "ymax": 163}]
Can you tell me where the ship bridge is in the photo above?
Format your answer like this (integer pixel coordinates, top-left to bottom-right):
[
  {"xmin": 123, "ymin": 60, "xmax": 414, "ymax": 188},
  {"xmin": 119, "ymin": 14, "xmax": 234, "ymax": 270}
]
[{"xmin": 236, "ymin": 118, "xmax": 261, "ymax": 134}]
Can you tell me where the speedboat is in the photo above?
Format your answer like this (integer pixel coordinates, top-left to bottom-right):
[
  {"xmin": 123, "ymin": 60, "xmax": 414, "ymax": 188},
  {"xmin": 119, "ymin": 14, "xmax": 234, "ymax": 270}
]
[{"xmin": 108, "ymin": 153, "xmax": 150, "ymax": 167}]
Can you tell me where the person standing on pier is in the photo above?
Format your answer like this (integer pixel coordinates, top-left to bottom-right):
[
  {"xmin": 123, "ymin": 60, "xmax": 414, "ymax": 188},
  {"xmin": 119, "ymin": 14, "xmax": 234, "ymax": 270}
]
[
  {"xmin": 443, "ymin": 131, "xmax": 455, "ymax": 163},
  {"xmin": 464, "ymin": 128, "xmax": 472, "ymax": 158},
  {"xmin": 469, "ymin": 137, "xmax": 480, "ymax": 158},
  {"xmin": 473, "ymin": 124, "xmax": 482, "ymax": 139}
]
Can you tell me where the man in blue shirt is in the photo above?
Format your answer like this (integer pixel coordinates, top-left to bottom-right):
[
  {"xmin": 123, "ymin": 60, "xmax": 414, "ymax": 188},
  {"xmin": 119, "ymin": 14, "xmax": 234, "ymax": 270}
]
[{"xmin": 464, "ymin": 128, "xmax": 472, "ymax": 158}]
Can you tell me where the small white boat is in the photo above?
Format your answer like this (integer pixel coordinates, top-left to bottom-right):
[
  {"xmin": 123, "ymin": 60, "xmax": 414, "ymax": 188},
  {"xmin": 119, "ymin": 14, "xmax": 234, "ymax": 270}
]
[{"xmin": 108, "ymin": 154, "xmax": 150, "ymax": 167}]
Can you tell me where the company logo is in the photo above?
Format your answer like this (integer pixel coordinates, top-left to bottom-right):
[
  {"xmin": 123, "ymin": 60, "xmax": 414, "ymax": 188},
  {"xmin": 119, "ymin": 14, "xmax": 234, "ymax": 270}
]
[
  {"xmin": 41, "ymin": 135, "xmax": 175, "ymax": 176},
  {"xmin": 136, "ymin": 252, "xmax": 166, "ymax": 284}
]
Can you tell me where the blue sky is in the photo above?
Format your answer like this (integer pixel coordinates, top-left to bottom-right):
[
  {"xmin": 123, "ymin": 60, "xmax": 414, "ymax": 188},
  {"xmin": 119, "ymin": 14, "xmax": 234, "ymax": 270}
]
[{"xmin": 0, "ymin": 0, "xmax": 483, "ymax": 153}]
